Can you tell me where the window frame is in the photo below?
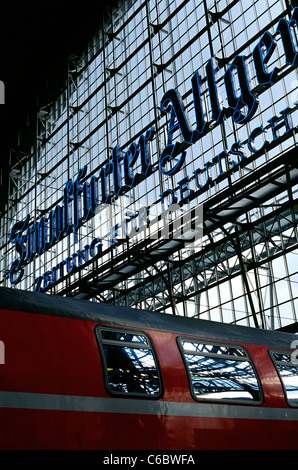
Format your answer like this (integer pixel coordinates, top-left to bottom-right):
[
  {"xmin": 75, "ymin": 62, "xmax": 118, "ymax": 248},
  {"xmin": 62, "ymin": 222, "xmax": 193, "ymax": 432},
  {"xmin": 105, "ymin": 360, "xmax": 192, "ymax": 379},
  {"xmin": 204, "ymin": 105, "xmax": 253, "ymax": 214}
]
[
  {"xmin": 177, "ymin": 337, "xmax": 264, "ymax": 405},
  {"xmin": 95, "ymin": 325, "xmax": 164, "ymax": 399},
  {"xmin": 269, "ymin": 349, "xmax": 298, "ymax": 408}
]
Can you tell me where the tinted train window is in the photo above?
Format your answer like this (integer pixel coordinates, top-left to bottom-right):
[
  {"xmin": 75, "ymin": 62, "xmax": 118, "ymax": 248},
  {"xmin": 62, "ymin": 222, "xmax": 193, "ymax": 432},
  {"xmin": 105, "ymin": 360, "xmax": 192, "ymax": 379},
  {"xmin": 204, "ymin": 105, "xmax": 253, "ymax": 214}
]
[
  {"xmin": 96, "ymin": 328, "xmax": 162, "ymax": 398},
  {"xmin": 270, "ymin": 350, "xmax": 298, "ymax": 407},
  {"xmin": 178, "ymin": 339, "xmax": 263, "ymax": 404}
]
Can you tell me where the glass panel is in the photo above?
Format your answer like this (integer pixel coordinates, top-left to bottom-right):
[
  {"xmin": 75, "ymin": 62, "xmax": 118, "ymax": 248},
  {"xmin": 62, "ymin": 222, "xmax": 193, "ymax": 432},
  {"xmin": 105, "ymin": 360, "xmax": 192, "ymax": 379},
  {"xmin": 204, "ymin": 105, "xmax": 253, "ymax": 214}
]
[
  {"xmin": 98, "ymin": 329, "xmax": 161, "ymax": 397},
  {"xmin": 101, "ymin": 330, "xmax": 148, "ymax": 345},
  {"xmin": 271, "ymin": 351, "xmax": 298, "ymax": 406},
  {"xmin": 103, "ymin": 344, "xmax": 160, "ymax": 395},
  {"xmin": 181, "ymin": 340, "xmax": 262, "ymax": 403},
  {"xmin": 181, "ymin": 341, "xmax": 246, "ymax": 357}
]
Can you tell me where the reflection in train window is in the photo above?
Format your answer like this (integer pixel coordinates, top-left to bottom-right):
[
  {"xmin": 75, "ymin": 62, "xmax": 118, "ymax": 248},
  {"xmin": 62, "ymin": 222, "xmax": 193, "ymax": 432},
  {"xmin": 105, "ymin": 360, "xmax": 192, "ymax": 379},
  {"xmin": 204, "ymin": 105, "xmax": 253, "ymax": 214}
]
[
  {"xmin": 96, "ymin": 328, "xmax": 162, "ymax": 398},
  {"xmin": 270, "ymin": 351, "xmax": 298, "ymax": 407},
  {"xmin": 179, "ymin": 339, "xmax": 263, "ymax": 404}
]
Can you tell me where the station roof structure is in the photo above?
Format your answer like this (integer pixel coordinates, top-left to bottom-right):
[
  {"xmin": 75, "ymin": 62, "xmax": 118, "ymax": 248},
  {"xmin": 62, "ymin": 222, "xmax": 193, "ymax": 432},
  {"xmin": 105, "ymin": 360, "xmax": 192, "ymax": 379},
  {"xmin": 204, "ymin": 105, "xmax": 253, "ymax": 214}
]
[
  {"xmin": 0, "ymin": 0, "xmax": 116, "ymax": 210},
  {"xmin": 1, "ymin": 0, "xmax": 298, "ymax": 334}
]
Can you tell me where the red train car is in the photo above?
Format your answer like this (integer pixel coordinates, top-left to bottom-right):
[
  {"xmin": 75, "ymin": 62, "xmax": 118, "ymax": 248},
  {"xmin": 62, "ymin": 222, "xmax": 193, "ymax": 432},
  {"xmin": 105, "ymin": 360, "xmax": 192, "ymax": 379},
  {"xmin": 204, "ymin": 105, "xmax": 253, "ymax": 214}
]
[{"xmin": 0, "ymin": 286, "xmax": 298, "ymax": 450}]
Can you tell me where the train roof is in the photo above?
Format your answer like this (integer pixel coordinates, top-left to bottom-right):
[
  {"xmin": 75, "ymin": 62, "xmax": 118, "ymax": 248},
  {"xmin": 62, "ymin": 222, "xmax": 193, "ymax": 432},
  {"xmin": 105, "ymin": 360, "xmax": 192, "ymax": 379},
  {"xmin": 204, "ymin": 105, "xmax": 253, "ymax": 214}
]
[{"xmin": 0, "ymin": 286, "xmax": 296, "ymax": 349}]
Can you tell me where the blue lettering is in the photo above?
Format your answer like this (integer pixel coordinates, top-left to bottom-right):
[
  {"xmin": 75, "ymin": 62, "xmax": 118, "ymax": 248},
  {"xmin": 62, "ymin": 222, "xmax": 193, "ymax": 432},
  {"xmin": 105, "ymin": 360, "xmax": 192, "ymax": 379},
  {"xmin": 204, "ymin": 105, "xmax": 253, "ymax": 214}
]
[
  {"xmin": 83, "ymin": 175, "xmax": 99, "ymax": 220},
  {"xmin": 212, "ymin": 150, "xmax": 227, "ymax": 177},
  {"xmin": 66, "ymin": 255, "xmax": 76, "ymax": 274},
  {"xmin": 248, "ymin": 125, "xmax": 269, "ymax": 153},
  {"xmin": 111, "ymin": 145, "xmax": 124, "ymax": 196},
  {"xmin": 205, "ymin": 57, "xmax": 224, "ymax": 123},
  {"xmin": 160, "ymin": 189, "xmax": 178, "ymax": 211},
  {"xmin": 276, "ymin": 7, "xmax": 298, "ymax": 67},
  {"xmin": 56, "ymin": 260, "xmax": 66, "ymax": 279},
  {"xmin": 268, "ymin": 107, "xmax": 293, "ymax": 141},
  {"xmin": 9, "ymin": 7, "xmax": 298, "ymax": 288},
  {"xmin": 230, "ymin": 141, "xmax": 246, "ymax": 166},
  {"xmin": 253, "ymin": 31, "xmax": 278, "ymax": 85},
  {"xmin": 159, "ymin": 142, "xmax": 186, "ymax": 176},
  {"xmin": 123, "ymin": 142, "xmax": 139, "ymax": 188},
  {"xmin": 51, "ymin": 265, "xmax": 57, "ymax": 283},
  {"xmin": 26, "ymin": 222, "xmax": 37, "ymax": 262},
  {"xmin": 8, "ymin": 216, "xmax": 30, "ymax": 285},
  {"xmin": 76, "ymin": 246, "xmax": 90, "ymax": 265},
  {"xmin": 138, "ymin": 126, "xmax": 155, "ymax": 176},
  {"xmin": 191, "ymin": 70, "xmax": 208, "ymax": 137},
  {"xmin": 194, "ymin": 161, "xmax": 212, "ymax": 189},
  {"xmin": 137, "ymin": 206, "xmax": 149, "ymax": 228},
  {"xmin": 99, "ymin": 163, "xmax": 112, "ymax": 204},
  {"xmin": 34, "ymin": 216, "xmax": 48, "ymax": 255},
  {"xmin": 178, "ymin": 176, "xmax": 194, "ymax": 202},
  {"xmin": 160, "ymin": 88, "xmax": 194, "ymax": 145},
  {"xmin": 48, "ymin": 204, "xmax": 63, "ymax": 245},
  {"xmin": 63, "ymin": 179, "xmax": 73, "ymax": 234},
  {"xmin": 42, "ymin": 270, "xmax": 52, "ymax": 289},
  {"xmin": 224, "ymin": 55, "xmax": 258, "ymax": 124},
  {"xmin": 73, "ymin": 166, "xmax": 88, "ymax": 231},
  {"xmin": 89, "ymin": 237, "xmax": 102, "ymax": 257},
  {"xmin": 33, "ymin": 276, "xmax": 42, "ymax": 292}
]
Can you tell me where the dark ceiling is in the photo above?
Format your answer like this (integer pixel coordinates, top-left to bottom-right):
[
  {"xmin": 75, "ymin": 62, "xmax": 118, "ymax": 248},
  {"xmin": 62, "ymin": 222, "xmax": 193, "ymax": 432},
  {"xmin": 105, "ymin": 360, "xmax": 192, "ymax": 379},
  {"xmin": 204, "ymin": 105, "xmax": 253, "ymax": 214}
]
[{"xmin": 0, "ymin": 0, "xmax": 111, "ymax": 210}]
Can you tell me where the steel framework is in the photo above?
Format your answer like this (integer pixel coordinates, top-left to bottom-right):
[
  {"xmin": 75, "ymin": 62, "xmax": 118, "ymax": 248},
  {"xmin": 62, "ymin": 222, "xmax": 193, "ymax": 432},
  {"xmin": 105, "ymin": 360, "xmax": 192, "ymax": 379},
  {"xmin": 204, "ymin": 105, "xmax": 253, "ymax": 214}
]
[{"xmin": 1, "ymin": 0, "xmax": 298, "ymax": 333}]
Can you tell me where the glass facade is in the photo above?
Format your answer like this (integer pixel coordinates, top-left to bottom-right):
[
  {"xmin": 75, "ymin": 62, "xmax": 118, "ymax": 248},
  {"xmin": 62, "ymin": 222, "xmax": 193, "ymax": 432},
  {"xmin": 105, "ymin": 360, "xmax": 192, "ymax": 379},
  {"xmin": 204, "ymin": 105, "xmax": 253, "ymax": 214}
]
[{"xmin": 1, "ymin": 0, "xmax": 298, "ymax": 331}]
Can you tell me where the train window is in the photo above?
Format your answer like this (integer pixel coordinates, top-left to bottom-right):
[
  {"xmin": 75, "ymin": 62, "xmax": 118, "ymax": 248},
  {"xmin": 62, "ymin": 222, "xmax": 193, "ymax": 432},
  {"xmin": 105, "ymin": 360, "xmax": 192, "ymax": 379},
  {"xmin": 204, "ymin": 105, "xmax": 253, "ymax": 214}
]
[
  {"xmin": 270, "ymin": 351, "xmax": 298, "ymax": 407},
  {"xmin": 178, "ymin": 339, "xmax": 263, "ymax": 404},
  {"xmin": 96, "ymin": 327, "xmax": 162, "ymax": 398}
]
